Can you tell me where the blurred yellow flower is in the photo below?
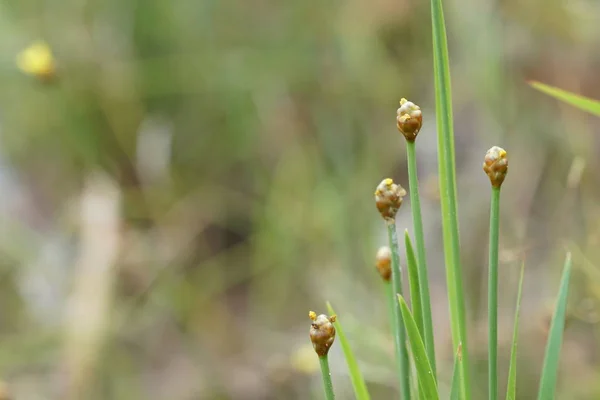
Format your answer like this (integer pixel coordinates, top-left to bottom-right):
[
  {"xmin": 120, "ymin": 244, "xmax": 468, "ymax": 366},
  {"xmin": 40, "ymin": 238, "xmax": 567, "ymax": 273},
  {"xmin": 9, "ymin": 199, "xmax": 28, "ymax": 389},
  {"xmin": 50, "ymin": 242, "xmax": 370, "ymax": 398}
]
[
  {"xmin": 290, "ymin": 344, "xmax": 319, "ymax": 374},
  {"xmin": 16, "ymin": 40, "xmax": 56, "ymax": 80}
]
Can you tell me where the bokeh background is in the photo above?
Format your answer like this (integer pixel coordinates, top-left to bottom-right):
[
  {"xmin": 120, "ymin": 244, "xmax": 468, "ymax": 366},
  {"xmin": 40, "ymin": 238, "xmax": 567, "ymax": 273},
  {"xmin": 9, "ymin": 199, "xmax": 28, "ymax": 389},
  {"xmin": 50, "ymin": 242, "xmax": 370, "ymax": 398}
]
[{"xmin": 0, "ymin": 0, "xmax": 600, "ymax": 399}]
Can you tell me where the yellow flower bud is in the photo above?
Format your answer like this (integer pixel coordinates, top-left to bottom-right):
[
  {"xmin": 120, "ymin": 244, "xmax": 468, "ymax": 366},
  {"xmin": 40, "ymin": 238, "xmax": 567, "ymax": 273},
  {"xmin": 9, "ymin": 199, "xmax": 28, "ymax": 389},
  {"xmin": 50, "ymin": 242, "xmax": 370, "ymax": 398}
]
[
  {"xmin": 396, "ymin": 98, "xmax": 423, "ymax": 141},
  {"xmin": 374, "ymin": 178, "xmax": 407, "ymax": 223},
  {"xmin": 483, "ymin": 146, "xmax": 508, "ymax": 188}
]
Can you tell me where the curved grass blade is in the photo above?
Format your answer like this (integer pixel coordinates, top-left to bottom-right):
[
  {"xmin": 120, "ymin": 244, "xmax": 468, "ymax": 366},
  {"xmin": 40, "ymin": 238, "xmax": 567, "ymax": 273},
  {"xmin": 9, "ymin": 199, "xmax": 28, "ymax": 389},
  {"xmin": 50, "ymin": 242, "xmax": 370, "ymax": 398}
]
[
  {"xmin": 398, "ymin": 295, "xmax": 439, "ymax": 400},
  {"xmin": 405, "ymin": 231, "xmax": 424, "ymax": 338},
  {"xmin": 537, "ymin": 253, "xmax": 572, "ymax": 400},
  {"xmin": 326, "ymin": 302, "xmax": 371, "ymax": 400},
  {"xmin": 529, "ymin": 81, "xmax": 600, "ymax": 117},
  {"xmin": 506, "ymin": 262, "xmax": 525, "ymax": 400},
  {"xmin": 450, "ymin": 343, "xmax": 462, "ymax": 400},
  {"xmin": 428, "ymin": 0, "xmax": 471, "ymax": 396}
]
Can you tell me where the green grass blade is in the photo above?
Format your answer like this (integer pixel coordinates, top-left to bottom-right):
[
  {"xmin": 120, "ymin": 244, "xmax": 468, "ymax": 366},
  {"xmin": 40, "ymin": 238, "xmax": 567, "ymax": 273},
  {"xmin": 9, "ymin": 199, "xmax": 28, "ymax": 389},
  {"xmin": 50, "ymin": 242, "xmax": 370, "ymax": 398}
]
[
  {"xmin": 404, "ymin": 231, "xmax": 424, "ymax": 339},
  {"xmin": 488, "ymin": 187, "xmax": 501, "ymax": 400},
  {"xmin": 537, "ymin": 253, "xmax": 572, "ymax": 400},
  {"xmin": 398, "ymin": 295, "xmax": 439, "ymax": 400},
  {"xmin": 429, "ymin": 0, "xmax": 471, "ymax": 397},
  {"xmin": 506, "ymin": 263, "xmax": 525, "ymax": 400},
  {"xmin": 387, "ymin": 224, "xmax": 412, "ymax": 400},
  {"xmin": 319, "ymin": 355, "xmax": 336, "ymax": 400},
  {"xmin": 450, "ymin": 343, "xmax": 463, "ymax": 400},
  {"xmin": 406, "ymin": 142, "xmax": 437, "ymax": 377},
  {"xmin": 326, "ymin": 302, "xmax": 371, "ymax": 400},
  {"xmin": 529, "ymin": 81, "xmax": 600, "ymax": 117}
]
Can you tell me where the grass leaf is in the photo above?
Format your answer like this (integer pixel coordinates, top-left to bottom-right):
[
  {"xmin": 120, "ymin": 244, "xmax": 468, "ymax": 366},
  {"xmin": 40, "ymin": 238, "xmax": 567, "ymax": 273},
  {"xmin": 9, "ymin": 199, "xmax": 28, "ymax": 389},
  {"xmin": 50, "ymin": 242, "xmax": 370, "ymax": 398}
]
[
  {"xmin": 429, "ymin": 0, "xmax": 471, "ymax": 397},
  {"xmin": 398, "ymin": 295, "xmax": 439, "ymax": 400},
  {"xmin": 404, "ymin": 231, "xmax": 424, "ymax": 338},
  {"xmin": 326, "ymin": 302, "xmax": 371, "ymax": 400},
  {"xmin": 537, "ymin": 253, "xmax": 572, "ymax": 400},
  {"xmin": 450, "ymin": 343, "xmax": 462, "ymax": 400},
  {"xmin": 506, "ymin": 263, "xmax": 525, "ymax": 400},
  {"xmin": 529, "ymin": 81, "xmax": 600, "ymax": 117},
  {"xmin": 405, "ymin": 142, "xmax": 437, "ymax": 377}
]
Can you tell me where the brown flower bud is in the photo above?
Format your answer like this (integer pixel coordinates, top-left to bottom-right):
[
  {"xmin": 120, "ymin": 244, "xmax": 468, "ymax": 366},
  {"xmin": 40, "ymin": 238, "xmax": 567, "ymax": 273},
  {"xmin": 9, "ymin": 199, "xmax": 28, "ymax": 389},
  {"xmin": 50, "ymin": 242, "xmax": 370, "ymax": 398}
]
[
  {"xmin": 375, "ymin": 178, "xmax": 407, "ymax": 222},
  {"xmin": 309, "ymin": 311, "xmax": 336, "ymax": 357},
  {"xmin": 483, "ymin": 146, "xmax": 508, "ymax": 188},
  {"xmin": 396, "ymin": 98, "xmax": 423, "ymax": 141},
  {"xmin": 375, "ymin": 246, "xmax": 392, "ymax": 281}
]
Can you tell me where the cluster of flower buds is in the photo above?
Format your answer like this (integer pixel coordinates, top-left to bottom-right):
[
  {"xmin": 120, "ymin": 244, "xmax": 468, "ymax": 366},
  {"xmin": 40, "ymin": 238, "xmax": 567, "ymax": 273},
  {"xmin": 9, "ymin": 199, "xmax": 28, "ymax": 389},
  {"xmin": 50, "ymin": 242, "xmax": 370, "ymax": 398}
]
[
  {"xmin": 375, "ymin": 246, "xmax": 392, "ymax": 281},
  {"xmin": 309, "ymin": 311, "xmax": 336, "ymax": 357},
  {"xmin": 374, "ymin": 178, "xmax": 407, "ymax": 223},
  {"xmin": 396, "ymin": 98, "xmax": 423, "ymax": 141},
  {"xmin": 483, "ymin": 146, "xmax": 508, "ymax": 188}
]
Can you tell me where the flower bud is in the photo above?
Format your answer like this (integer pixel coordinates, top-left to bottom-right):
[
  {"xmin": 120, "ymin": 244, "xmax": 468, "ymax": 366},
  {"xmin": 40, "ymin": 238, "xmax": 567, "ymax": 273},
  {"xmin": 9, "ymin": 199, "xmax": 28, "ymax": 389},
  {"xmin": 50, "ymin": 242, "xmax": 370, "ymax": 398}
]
[
  {"xmin": 375, "ymin": 246, "xmax": 392, "ymax": 281},
  {"xmin": 375, "ymin": 178, "xmax": 407, "ymax": 222},
  {"xmin": 309, "ymin": 311, "xmax": 336, "ymax": 357},
  {"xmin": 396, "ymin": 98, "xmax": 423, "ymax": 141},
  {"xmin": 483, "ymin": 146, "xmax": 508, "ymax": 188}
]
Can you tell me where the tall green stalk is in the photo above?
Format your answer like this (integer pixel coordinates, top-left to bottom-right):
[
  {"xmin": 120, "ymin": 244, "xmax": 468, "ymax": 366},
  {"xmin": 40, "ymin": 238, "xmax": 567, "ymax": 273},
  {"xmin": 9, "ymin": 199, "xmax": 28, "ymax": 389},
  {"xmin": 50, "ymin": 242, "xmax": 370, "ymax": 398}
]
[
  {"xmin": 488, "ymin": 186, "xmax": 501, "ymax": 400},
  {"xmin": 483, "ymin": 146, "xmax": 508, "ymax": 400},
  {"xmin": 429, "ymin": 0, "xmax": 471, "ymax": 396},
  {"xmin": 387, "ymin": 223, "xmax": 412, "ymax": 400},
  {"xmin": 406, "ymin": 140, "xmax": 436, "ymax": 377},
  {"xmin": 319, "ymin": 355, "xmax": 335, "ymax": 400}
]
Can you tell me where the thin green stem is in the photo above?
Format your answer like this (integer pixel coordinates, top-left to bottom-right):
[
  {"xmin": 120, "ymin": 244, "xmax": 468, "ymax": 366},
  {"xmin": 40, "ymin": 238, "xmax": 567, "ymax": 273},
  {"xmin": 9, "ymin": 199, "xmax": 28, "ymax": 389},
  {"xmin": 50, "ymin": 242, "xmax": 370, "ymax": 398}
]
[
  {"xmin": 319, "ymin": 355, "xmax": 335, "ymax": 400},
  {"xmin": 406, "ymin": 140, "xmax": 437, "ymax": 377},
  {"xmin": 488, "ymin": 187, "xmax": 501, "ymax": 400},
  {"xmin": 387, "ymin": 223, "xmax": 412, "ymax": 400},
  {"xmin": 404, "ymin": 231, "xmax": 424, "ymax": 339},
  {"xmin": 429, "ymin": 0, "xmax": 471, "ymax": 397}
]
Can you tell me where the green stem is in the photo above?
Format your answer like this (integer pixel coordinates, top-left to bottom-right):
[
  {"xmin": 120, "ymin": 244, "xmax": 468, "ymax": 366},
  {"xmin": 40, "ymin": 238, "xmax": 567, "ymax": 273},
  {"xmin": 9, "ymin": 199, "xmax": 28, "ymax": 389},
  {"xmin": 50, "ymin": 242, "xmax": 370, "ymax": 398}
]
[
  {"xmin": 488, "ymin": 187, "xmax": 501, "ymax": 400},
  {"xmin": 319, "ymin": 355, "xmax": 335, "ymax": 400},
  {"xmin": 387, "ymin": 223, "xmax": 412, "ymax": 400},
  {"xmin": 429, "ymin": 0, "xmax": 471, "ymax": 397},
  {"xmin": 406, "ymin": 140, "xmax": 437, "ymax": 377}
]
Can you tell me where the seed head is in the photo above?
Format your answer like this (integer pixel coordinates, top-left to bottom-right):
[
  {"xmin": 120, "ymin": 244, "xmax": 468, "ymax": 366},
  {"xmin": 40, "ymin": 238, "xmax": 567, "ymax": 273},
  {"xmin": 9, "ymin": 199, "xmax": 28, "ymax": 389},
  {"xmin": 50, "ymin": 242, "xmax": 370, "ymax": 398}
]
[
  {"xmin": 375, "ymin": 246, "xmax": 392, "ymax": 281},
  {"xmin": 309, "ymin": 311, "xmax": 336, "ymax": 357},
  {"xmin": 483, "ymin": 146, "xmax": 508, "ymax": 188},
  {"xmin": 375, "ymin": 178, "xmax": 407, "ymax": 223},
  {"xmin": 396, "ymin": 98, "xmax": 423, "ymax": 141},
  {"xmin": 16, "ymin": 40, "xmax": 56, "ymax": 82}
]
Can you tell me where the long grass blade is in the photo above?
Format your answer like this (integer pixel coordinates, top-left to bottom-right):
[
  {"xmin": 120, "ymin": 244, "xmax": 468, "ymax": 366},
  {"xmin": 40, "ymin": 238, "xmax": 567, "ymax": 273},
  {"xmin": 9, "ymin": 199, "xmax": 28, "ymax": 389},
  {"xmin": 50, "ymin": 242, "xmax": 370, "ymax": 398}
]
[
  {"xmin": 404, "ymin": 231, "xmax": 424, "ymax": 338},
  {"xmin": 529, "ymin": 81, "xmax": 600, "ymax": 117},
  {"xmin": 450, "ymin": 343, "xmax": 463, "ymax": 400},
  {"xmin": 398, "ymin": 295, "xmax": 439, "ymax": 400},
  {"xmin": 537, "ymin": 253, "xmax": 572, "ymax": 400},
  {"xmin": 405, "ymin": 142, "xmax": 437, "ymax": 377},
  {"xmin": 506, "ymin": 263, "xmax": 525, "ymax": 400},
  {"xmin": 429, "ymin": 0, "xmax": 471, "ymax": 397},
  {"xmin": 326, "ymin": 302, "xmax": 371, "ymax": 400},
  {"xmin": 387, "ymin": 224, "xmax": 412, "ymax": 399}
]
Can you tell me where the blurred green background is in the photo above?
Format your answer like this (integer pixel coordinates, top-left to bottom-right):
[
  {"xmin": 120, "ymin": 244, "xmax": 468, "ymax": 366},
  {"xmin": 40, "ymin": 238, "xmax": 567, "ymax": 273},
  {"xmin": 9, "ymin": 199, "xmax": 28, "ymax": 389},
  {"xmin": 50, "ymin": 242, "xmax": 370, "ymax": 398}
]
[{"xmin": 0, "ymin": 0, "xmax": 600, "ymax": 398}]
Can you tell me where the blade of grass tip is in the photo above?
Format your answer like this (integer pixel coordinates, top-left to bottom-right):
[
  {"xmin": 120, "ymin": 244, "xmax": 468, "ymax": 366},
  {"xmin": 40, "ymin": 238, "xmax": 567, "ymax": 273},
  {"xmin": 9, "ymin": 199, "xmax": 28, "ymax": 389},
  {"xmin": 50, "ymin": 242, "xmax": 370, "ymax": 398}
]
[
  {"xmin": 506, "ymin": 263, "xmax": 525, "ymax": 400},
  {"xmin": 528, "ymin": 81, "xmax": 600, "ymax": 117},
  {"xmin": 326, "ymin": 302, "xmax": 371, "ymax": 400},
  {"xmin": 488, "ymin": 186, "xmax": 501, "ymax": 400},
  {"xmin": 429, "ymin": 0, "xmax": 471, "ymax": 397},
  {"xmin": 398, "ymin": 295, "xmax": 439, "ymax": 400},
  {"xmin": 450, "ymin": 343, "xmax": 463, "ymax": 400},
  {"xmin": 387, "ymin": 224, "xmax": 412, "ymax": 400},
  {"xmin": 537, "ymin": 253, "xmax": 572, "ymax": 400},
  {"xmin": 319, "ymin": 355, "xmax": 335, "ymax": 400},
  {"xmin": 404, "ymin": 231, "xmax": 424, "ymax": 340}
]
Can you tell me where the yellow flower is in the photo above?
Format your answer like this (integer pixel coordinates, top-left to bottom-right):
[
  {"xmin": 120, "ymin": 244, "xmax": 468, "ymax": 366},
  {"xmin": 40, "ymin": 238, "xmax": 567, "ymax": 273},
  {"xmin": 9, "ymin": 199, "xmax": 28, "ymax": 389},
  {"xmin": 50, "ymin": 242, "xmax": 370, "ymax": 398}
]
[{"xmin": 16, "ymin": 40, "xmax": 56, "ymax": 80}]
